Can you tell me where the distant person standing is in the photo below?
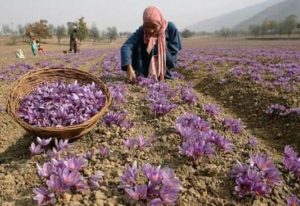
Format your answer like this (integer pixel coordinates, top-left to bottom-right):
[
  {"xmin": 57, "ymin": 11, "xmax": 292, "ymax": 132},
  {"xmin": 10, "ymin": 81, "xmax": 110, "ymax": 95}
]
[
  {"xmin": 69, "ymin": 28, "xmax": 79, "ymax": 53},
  {"xmin": 30, "ymin": 37, "xmax": 38, "ymax": 56},
  {"xmin": 36, "ymin": 40, "xmax": 46, "ymax": 55}
]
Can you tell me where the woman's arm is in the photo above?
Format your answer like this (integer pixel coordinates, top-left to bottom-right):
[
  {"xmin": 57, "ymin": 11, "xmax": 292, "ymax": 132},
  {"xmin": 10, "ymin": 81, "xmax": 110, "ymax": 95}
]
[
  {"xmin": 166, "ymin": 22, "xmax": 182, "ymax": 69},
  {"xmin": 120, "ymin": 27, "xmax": 143, "ymax": 71}
]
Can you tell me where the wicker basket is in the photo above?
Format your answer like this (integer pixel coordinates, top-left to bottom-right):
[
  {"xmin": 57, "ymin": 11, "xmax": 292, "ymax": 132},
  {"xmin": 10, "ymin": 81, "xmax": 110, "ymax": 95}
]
[{"xmin": 6, "ymin": 67, "xmax": 112, "ymax": 139}]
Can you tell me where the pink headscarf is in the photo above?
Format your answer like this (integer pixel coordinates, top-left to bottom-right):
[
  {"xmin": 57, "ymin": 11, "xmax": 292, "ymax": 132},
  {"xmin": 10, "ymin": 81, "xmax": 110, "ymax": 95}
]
[{"xmin": 143, "ymin": 6, "xmax": 167, "ymax": 80}]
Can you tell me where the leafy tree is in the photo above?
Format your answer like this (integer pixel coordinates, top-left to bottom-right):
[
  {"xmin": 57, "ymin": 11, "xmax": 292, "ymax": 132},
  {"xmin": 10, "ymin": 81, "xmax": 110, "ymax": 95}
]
[
  {"xmin": 78, "ymin": 17, "xmax": 88, "ymax": 41},
  {"xmin": 119, "ymin": 32, "xmax": 132, "ymax": 37},
  {"xmin": 217, "ymin": 27, "xmax": 231, "ymax": 39},
  {"xmin": 25, "ymin": 19, "xmax": 51, "ymax": 40},
  {"xmin": 260, "ymin": 20, "xmax": 278, "ymax": 35},
  {"xmin": 181, "ymin": 29, "xmax": 195, "ymax": 38},
  {"xmin": 282, "ymin": 15, "xmax": 297, "ymax": 37},
  {"xmin": 248, "ymin": 25, "xmax": 261, "ymax": 36}
]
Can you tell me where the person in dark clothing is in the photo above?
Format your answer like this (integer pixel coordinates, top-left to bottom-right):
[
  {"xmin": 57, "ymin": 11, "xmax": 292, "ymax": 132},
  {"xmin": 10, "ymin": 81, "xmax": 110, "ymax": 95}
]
[
  {"xmin": 121, "ymin": 5, "xmax": 182, "ymax": 82},
  {"xmin": 69, "ymin": 28, "xmax": 78, "ymax": 53}
]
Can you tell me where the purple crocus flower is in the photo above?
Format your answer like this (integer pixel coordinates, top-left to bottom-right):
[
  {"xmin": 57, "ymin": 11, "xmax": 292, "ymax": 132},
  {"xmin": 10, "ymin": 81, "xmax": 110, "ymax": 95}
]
[
  {"xmin": 230, "ymin": 154, "xmax": 282, "ymax": 198},
  {"xmin": 104, "ymin": 111, "xmax": 133, "ymax": 129},
  {"xmin": 160, "ymin": 167, "xmax": 175, "ymax": 181},
  {"xmin": 33, "ymin": 187, "xmax": 56, "ymax": 205},
  {"xmin": 46, "ymin": 174, "xmax": 69, "ymax": 194},
  {"xmin": 123, "ymin": 138, "xmax": 136, "ymax": 150},
  {"xmin": 120, "ymin": 161, "xmax": 138, "ymax": 187},
  {"xmin": 46, "ymin": 148, "xmax": 59, "ymax": 158},
  {"xmin": 160, "ymin": 183, "xmax": 181, "ymax": 204},
  {"xmin": 142, "ymin": 164, "xmax": 162, "ymax": 183},
  {"xmin": 208, "ymin": 131, "xmax": 234, "ymax": 152},
  {"xmin": 50, "ymin": 157, "xmax": 67, "ymax": 171},
  {"xmin": 135, "ymin": 136, "xmax": 152, "ymax": 148},
  {"xmin": 124, "ymin": 136, "xmax": 153, "ymax": 150},
  {"xmin": 149, "ymin": 98, "xmax": 177, "ymax": 116},
  {"xmin": 203, "ymin": 104, "xmax": 221, "ymax": 117},
  {"xmin": 171, "ymin": 71, "xmax": 184, "ymax": 80},
  {"xmin": 64, "ymin": 156, "xmax": 87, "ymax": 171},
  {"xmin": 137, "ymin": 76, "xmax": 157, "ymax": 87},
  {"xmin": 30, "ymin": 142, "xmax": 44, "ymax": 155},
  {"xmin": 125, "ymin": 184, "xmax": 148, "ymax": 201},
  {"xmin": 180, "ymin": 139, "xmax": 215, "ymax": 160},
  {"xmin": 98, "ymin": 145, "xmax": 110, "ymax": 157},
  {"xmin": 287, "ymin": 107, "xmax": 300, "ymax": 116},
  {"xmin": 230, "ymin": 66, "xmax": 245, "ymax": 77},
  {"xmin": 223, "ymin": 118, "xmax": 244, "ymax": 134},
  {"xmin": 266, "ymin": 104, "xmax": 287, "ymax": 116},
  {"xmin": 74, "ymin": 177, "xmax": 89, "ymax": 192},
  {"xmin": 180, "ymin": 87, "xmax": 198, "ymax": 104},
  {"xmin": 247, "ymin": 136, "xmax": 258, "ymax": 147},
  {"xmin": 176, "ymin": 113, "xmax": 211, "ymax": 132},
  {"xmin": 284, "ymin": 145, "xmax": 298, "ymax": 159},
  {"xmin": 37, "ymin": 137, "xmax": 52, "ymax": 147},
  {"xmin": 175, "ymin": 124, "xmax": 197, "ymax": 140},
  {"xmin": 119, "ymin": 161, "xmax": 181, "ymax": 205},
  {"xmin": 229, "ymin": 161, "xmax": 249, "ymax": 178},
  {"xmin": 108, "ymin": 84, "xmax": 126, "ymax": 108},
  {"xmin": 83, "ymin": 150, "xmax": 94, "ymax": 160},
  {"xmin": 235, "ymin": 169, "xmax": 266, "ymax": 197},
  {"xmin": 58, "ymin": 168, "xmax": 82, "ymax": 186},
  {"xmin": 149, "ymin": 198, "xmax": 163, "ymax": 206},
  {"xmin": 37, "ymin": 162, "xmax": 55, "ymax": 178},
  {"xmin": 287, "ymin": 195, "xmax": 300, "ymax": 206},
  {"xmin": 54, "ymin": 139, "xmax": 70, "ymax": 151},
  {"xmin": 250, "ymin": 154, "xmax": 282, "ymax": 184},
  {"xmin": 148, "ymin": 82, "xmax": 173, "ymax": 98},
  {"xmin": 283, "ymin": 145, "xmax": 300, "ymax": 179},
  {"xmin": 89, "ymin": 171, "xmax": 104, "ymax": 190}
]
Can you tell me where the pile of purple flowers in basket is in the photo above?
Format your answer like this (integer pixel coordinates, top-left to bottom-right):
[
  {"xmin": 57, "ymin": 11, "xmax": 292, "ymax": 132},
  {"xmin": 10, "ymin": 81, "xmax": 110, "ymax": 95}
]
[{"xmin": 19, "ymin": 81, "xmax": 106, "ymax": 127}]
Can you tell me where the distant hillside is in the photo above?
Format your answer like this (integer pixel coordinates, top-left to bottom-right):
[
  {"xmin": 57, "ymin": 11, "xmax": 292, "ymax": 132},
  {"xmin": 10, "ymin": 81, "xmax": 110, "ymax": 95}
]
[
  {"xmin": 186, "ymin": 0, "xmax": 284, "ymax": 32},
  {"xmin": 234, "ymin": 0, "xmax": 300, "ymax": 30}
]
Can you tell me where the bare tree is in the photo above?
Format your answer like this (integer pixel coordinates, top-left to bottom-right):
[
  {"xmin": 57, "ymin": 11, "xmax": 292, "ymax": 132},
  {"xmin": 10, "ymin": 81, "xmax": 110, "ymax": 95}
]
[
  {"xmin": 282, "ymin": 15, "xmax": 297, "ymax": 37},
  {"xmin": 89, "ymin": 24, "xmax": 99, "ymax": 43},
  {"xmin": 106, "ymin": 27, "xmax": 118, "ymax": 42},
  {"xmin": 54, "ymin": 25, "xmax": 67, "ymax": 44},
  {"xmin": 2, "ymin": 24, "xmax": 13, "ymax": 35}
]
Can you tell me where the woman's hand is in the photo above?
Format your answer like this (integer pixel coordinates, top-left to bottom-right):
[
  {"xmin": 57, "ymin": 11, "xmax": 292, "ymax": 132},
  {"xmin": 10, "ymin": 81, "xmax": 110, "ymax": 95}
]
[{"xmin": 126, "ymin": 65, "xmax": 136, "ymax": 83}]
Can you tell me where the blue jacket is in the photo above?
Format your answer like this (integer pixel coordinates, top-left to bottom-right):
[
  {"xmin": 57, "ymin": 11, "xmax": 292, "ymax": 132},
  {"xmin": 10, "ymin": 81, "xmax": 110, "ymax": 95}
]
[{"xmin": 121, "ymin": 22, "xmax": 182, "ymax": 78}]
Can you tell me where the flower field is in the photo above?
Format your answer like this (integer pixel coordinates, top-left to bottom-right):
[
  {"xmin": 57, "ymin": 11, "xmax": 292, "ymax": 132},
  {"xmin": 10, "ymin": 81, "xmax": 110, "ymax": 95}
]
[{"xmin": 0, "ymin": 39, "xmax": 299, "ymax": 206}]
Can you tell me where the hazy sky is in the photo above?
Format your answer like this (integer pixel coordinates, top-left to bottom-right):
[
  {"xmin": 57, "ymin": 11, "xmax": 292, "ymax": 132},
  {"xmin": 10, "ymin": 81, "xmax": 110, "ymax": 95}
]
[{"xmin": 0, "ymin": 0, "xmax": 268, "ymax": 31}]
